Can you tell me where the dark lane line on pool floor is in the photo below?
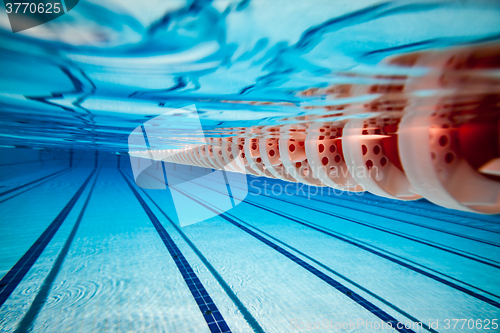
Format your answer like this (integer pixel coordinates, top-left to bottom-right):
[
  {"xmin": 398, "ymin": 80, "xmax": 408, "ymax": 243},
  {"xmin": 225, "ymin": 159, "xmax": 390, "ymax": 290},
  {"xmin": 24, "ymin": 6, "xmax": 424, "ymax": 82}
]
[
  {"xmin": 213, "ymin": 167, "xmax": 500, "ymax": 225},
  {"xmin": 0, "ymin": 168, "xmax": 68, "ymax": 198},
  {"xmin": 14, "ymin": 166, "xmax": 103, "ymax": 333},
  {"xmin": 243, "ymin": 177, "xmax": 500, "ymax": 234},
  {"xmin": 243, "ymin": 187, "xmax": 500, "ymax": 268},
  {"xmin": 125, "ymin": 165, "xmax": 265, "ymax": 333},
  {"xmin": 163, "ymin": 170, "xmax": 500, "ymax": 308},
  {"xmin": 236, "ymin": 173, "xmax": 500, "ymax": 227},
  {"xmin": 164, "ymin": 180, "xmax": 417, "ymax": 333},
  {"xmin": 182, "ymin": 166, "xmax": 500, "ymax": 226},
  {"xmin": 172, "ymin": 168, "xmax": 500, "ymax": 269},
  {"xmin": 120, "ymin": 170, "xmax": 233, "ymax": 333},
  {"xmin": 0, "ymin": 169, "xmax": 72, "ymax": 205},
  {"xmin": 204, "ymin": 171, "xmax": 500, "ymax": 246},
  {"xmin": 132, "ymin": 168, "xmax": 438, "ymax": 333},
  {"xmin": 0, "ymin": 169, "xmax": 95, "ymax": 309}
]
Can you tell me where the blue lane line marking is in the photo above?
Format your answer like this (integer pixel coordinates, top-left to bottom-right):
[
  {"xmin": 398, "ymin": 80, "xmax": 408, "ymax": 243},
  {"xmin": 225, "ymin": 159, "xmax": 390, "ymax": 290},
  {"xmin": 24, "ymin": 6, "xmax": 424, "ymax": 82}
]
[
  {"xmin": 0, "ymin": 169, "xmax": 72, "ymax": 205},
  {"xmin": 241, "ymin": 185, "xmax": 500, "ymax": 268},
  {"xmin": 225, "ymin": 175, "xmax": 500, "ymax": 246},
  {"xmin": 0, "ymin": 170, "xmax": 95, "ymax": 308},
  {"xmin": 151, "ymin": 168, "xmax": 435, "ymax": 332},
  {"xmin": 161, "ymin": 162, "xmax": 168, "ymax": 185},
  {"xmin": 221, "ymin": 171, "xmax": 236, "ymax": 208},
  {"xmin": 120, "ymin": 170, "xmax": 232, "ymax": 333},
  {"xmin": 168, "ymin": 184, "xmax": 416, "ymax": 333},
  {"xmin": 173, "ymin": 168, "xmax": 500, "ymax": 269},
  {"xmin": 0, "ymin": 168, "xmax": 67, "ymax": 198},
  {"xmin": 238, "ymin": 200, "xmax": 500, "ymax": 309},
  {"xmin": 246, "ymin": 178, "xmax": 500, "ymax": 234},
  {"xmin": 182, "ymin": 170, "xmax": 500, "ymax": 309},
  {"xmin": 14, "ymin": 167, "xmax": 102, "ymax": 333},
  {"xmin": 283, "ymin": 203, "xmax": 500, "ymax": 268},
  {"xmin": 246, "ymin": 175, "xmax": 500, "ymax": 225},
  {"xmin": 137, "ymin": 165, "xmax": 265, "ymax": 333}
]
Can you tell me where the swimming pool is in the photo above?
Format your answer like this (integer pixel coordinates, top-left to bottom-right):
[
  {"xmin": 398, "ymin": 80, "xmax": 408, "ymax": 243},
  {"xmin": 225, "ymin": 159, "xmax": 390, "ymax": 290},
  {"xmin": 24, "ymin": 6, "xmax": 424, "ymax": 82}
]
[
  {"xmin": 1, "ymin": 0, "xmax": 500, "ymax": 332},
  {"xmin": 0, "ymin": 152, "xmax": 499, "ymax": 332}
]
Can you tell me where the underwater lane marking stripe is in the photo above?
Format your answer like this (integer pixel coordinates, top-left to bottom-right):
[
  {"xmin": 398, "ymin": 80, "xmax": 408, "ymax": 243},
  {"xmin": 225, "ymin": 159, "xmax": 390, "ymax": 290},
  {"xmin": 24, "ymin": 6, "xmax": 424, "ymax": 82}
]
[
  {"xmin": 227, "ymin": 175, "xmax": 500, "ymax": 242},
  {"xmin": 165, "ymin": 169, "xmax": 500, "ymax": 307},
  {"xmin": 0, "ymin": 168, "xmax": 68, "ymax": 198},
  {"xmin": 0, "ymin": 170, "xmax": 95, "ymax": 308},
  {"xmin": 250, "ymin": 192, "xmax": 500, "ymax": 268},
  {"xmin": 0, "ymin": 169, "xmax": 72, "ymax": 205},
  {"xmin": 230, "ymin": 216, "xmax": 438, "ymax": 333},
  {"xmin": 13, "ymin": 166, "xmax": 102, "ymax": 333},
  {"xmin": 149, "ymin": 170, "xmax": 435, "ymax": 333},
  {"xmin": 222, "ymin": 171, "xmax": 236, "ymax": 208},
  {"xmin": 242, "ymin": 200, "xmax": 500, "ymax": 309},
  {"xmin": 229, "ymin": 172, "xmax": 500, "ymax": 228},
  {"xmin": 120, "ymin": 170, "xmax": 232, "ymax": 333},
  {"xmin": 371, "ymin": 192, "xmax": 500, "ymax": 224},
  {"xmin": 326, "ymin": 196, "xmax": 500, "ymax": 233},
  {"xmin": 128, "ymin": 164, "xmax": 264, "ymax": 333},
  {"xmin": 173, "ymin": 168, "xmax": 500, "ymax": 269},
  {"xmin": 195, "ymin": 170, "xmax": 500, "ymax": 266},
  {"xmin": 167, "ymin": 183, "xmax": 416, "ymax": 333},
  {"xmin": 246, "ymin": 178, "xmax": 500, "ymax": 234}
]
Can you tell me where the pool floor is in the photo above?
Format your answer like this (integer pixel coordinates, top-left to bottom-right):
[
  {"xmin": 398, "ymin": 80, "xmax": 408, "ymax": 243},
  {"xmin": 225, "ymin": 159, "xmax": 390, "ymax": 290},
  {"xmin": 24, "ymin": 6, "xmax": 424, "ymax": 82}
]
[{"xmin": 0, "ymin": 158, "xmax": 499, "ymax": 333}]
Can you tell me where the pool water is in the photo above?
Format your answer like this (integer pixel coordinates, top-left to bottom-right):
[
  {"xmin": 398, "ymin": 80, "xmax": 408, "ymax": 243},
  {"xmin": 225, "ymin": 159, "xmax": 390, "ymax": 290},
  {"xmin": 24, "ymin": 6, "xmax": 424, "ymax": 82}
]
[
  {"xmin": 1, "ymin": 0, "xmax": 500, "ymax": 332},
  {"xmin": 0, "ymin": 153, "xmax": 499, "ymax": 332}
]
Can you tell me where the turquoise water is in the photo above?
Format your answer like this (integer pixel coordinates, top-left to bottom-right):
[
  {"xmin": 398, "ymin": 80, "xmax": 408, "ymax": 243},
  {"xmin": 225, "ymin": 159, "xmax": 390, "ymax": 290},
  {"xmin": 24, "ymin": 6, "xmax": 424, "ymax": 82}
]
[
  {"xmin": 1, "ymin": 1, "xmax": 500, "ymax": 332},
  {"xmin": 1, "ymin": 157, "xmax": 500, "ymax": 332},
  {"xmin": 1, "ymin": 0, "xmax": 500, "ymax": 150}
]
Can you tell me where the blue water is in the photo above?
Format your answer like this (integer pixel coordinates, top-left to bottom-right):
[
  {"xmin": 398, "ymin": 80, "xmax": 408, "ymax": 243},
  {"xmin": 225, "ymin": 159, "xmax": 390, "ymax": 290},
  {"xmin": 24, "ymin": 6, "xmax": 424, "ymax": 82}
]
[
  {"xmin": 1, "ymin": 157, "xmax": 500, "ymax": 332},
  {"xmin": 1, "ymin": 0, "xmax": 500, "ymax": 150},
  {"xmin": 1, "ymin": 1, "xmax": 500, "ymax": 332}
]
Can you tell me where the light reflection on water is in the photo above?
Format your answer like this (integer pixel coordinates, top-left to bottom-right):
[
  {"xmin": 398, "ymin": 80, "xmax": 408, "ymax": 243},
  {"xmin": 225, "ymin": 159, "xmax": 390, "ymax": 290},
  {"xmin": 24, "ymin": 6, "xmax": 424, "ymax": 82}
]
[
  {"xmin": 0, "ymin": 0, "xmax": 499, "ymax": 151},
  {"xmin": 0, "ymin": 3, "xmax": 499, "ymax": 332}
]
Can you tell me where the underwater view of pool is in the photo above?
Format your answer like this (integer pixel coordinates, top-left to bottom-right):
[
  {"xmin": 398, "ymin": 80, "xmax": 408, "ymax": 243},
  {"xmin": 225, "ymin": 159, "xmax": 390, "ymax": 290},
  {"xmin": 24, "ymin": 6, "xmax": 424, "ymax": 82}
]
[{"xmin": 1, "ymin": 0, "xmax": 500, "ymax": 332}]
